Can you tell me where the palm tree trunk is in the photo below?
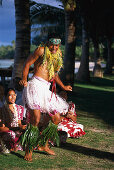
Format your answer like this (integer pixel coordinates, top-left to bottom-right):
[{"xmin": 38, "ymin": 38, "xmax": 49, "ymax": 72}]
[
  {"xmin": 76, "ymin": 16, "xmax": 90, "ymax": 82},
  {"xmin": 104, "ymin": 37, "xmax": 112, "ymax": 74},
  {"xmin": 92, "ymin": 39, "xmax": 103, "ymax": 77},
  {"xmin": 11, "ymin": 0, "xmax": 30, "ymax": 90},
  {"xmin": 93, "ymin": 39, "xmax": 99, "ymax": 64},
  {"xmin": 60, "ymin": 10, "xmax": 76, "ymax": 87}
]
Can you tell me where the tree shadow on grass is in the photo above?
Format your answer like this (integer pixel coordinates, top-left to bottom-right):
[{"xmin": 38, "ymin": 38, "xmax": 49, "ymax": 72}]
[
  {"xmin": 61, "ymin": 142, "xmax": 114, "ymax": 161},
  {"xmin": 10, "ymin": 150, "xmax": 48, "ymax": 160},
  {"xmin": 91, "ymin": 77, "xmax": 114, "ymax": 88},
  {"xmin": 68, "ymin": 85, "xmax": 114, "ymax": 126},
  {"xmin": 34, "ymin": 150, "xmax": 49, "ymax": 155},
  {"xmin": 10, "ymin": 151, "xmax": 24, "ymax": 159},
  {"xmin": 0, "ymin": 153, "xmax": 9, "ymax": 157}
]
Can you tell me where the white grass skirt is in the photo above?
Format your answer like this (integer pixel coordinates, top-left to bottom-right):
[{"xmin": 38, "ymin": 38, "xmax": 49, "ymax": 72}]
[{"xmin": 23, "ymin": 76, "xmax": 69, "ymax": 115}]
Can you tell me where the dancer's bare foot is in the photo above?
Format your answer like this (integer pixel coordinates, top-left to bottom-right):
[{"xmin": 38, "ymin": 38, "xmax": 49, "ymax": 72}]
[
  {"xmin": 24, "ymin": 148, "xmax": 33, "ymax": 162},
  {"xmin": 44, "ymin": 146, "xmax": 56, "ymax": 155},
  {"xmin": 37, "ymin": 146, "xmax": 55, "ymax": 155},
  {"xmin": 37, "ymin": 146, "xmax": 44, "ymax": 151}
]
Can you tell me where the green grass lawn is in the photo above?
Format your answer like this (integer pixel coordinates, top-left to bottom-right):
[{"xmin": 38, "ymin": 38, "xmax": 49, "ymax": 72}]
[{"xmin": 0, "ymin": 75, "xmax": 114, "ymax": 170}]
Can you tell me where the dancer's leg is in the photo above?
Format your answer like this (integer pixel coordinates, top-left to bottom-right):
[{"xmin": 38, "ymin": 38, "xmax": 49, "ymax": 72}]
[
  {"xmin": 51, "ymin": 113, "xmax": 61, "ymax": 125},
  {"xmin": 24, "ymin": 109, "xmax": 40, "ymax": 161},
  {"xmin": 37, "ymin": 113, "xmax": 61, "ymax": 155},
  {"xmin": 38, "ymin": 141, "xmax": 55, "ymax": 155}
]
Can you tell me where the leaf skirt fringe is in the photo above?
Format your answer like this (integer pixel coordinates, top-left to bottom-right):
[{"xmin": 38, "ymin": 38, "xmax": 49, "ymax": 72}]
[{"xmin": 19, "ymin": 121, "xmax": 59, "ymax": 152}]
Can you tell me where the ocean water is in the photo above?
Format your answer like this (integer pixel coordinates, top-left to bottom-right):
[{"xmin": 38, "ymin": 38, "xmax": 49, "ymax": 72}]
[
  {"xmin": 0, "ymin": 59, "xmax": 14, "ymax": 68},
  {"xmin": 0, "ymin": 59, "xmax": 13, "ymax": 81},
  {"xmin": 0, "ymin": 59, "xmax": 33, "ymax": 81}
]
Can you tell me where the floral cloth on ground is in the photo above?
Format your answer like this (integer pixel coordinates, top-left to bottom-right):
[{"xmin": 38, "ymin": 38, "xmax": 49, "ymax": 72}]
[{"xmin": 58, "ymin": 101, "xmax": 86, "ymax": 139}]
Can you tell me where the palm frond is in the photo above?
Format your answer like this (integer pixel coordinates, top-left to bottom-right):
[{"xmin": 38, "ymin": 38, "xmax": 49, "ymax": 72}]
[
  {"xmin": 30, "ymin": 1, "xmax": 65, "ymax": 45},
  {"xmin": 0, "ymin": 0, "xmax": 2, "ymax": 6},
  {"xmin": 30, "ymin": 2, "xmax": 64, "ymax": 24}
]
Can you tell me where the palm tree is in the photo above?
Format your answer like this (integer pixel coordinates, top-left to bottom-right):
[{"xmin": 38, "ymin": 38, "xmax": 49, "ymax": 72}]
[
  {"xmin": 76, "ymin": 0, "xmax": 91, "ymax": 82},
  {"xmin": 11, "ymin": 0, "xmax": 30, "ymax": 90},
  {"xmin": 58, "ymin": 0, "xmax": 77, "ymax": 87},
  {"xmin": 104, "ymin": 37, "xmax": 113, "ymax": 74},
  {"xmin": 76, "ymin": 16, "xmax": 90, "ymax": 82}
]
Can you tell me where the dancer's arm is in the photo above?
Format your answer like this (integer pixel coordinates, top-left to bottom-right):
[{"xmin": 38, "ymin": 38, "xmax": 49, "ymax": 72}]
[
  {"xmin": 54, "ymin": 74, "xmax": 72, "ymax": 91},
  {"xmin": 19, "ymin": 47, "xmax": 44, "ymax": 87}
]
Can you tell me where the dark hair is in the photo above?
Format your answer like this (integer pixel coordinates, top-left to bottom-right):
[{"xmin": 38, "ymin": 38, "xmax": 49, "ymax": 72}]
[
  {"xmin": 5, "ymin": 88, "xmax": 16, "ymax": 97},
  {"xmin": 48, "ymin": 32, "xmax": 60, "ymax": 40},
  {"xmin": 0, "ymin": 82, "xmax": 3, "ymax": 86}
]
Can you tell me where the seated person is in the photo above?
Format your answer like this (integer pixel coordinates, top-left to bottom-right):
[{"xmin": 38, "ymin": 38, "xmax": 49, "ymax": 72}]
[
  {"xmin": 0, "ymin": 88, "xmax": 26, "ymax": 153},
  {"xmin": 57, "ymin": 91, "xmax": 85, "ymax": 141}
]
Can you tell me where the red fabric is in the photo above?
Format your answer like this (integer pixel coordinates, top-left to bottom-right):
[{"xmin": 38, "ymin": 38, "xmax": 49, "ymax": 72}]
[
  {"xmin": 58, "ymin": 102, "xmax": 86, "ymax": 139},
  {"xmin": 58, "ymin": 118, "xmax": 86, "ymax": 138},
  {"xmin": 50, "ymin": 78, "xmax": 57, "ymax": 100}
]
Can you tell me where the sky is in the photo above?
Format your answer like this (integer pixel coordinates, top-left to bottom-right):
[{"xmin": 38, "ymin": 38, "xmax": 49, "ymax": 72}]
[
  {"xmin": 0, "ymin": 0, "xmax": 62, "ymax": 46},
  {"xmin": 0, "ymin": 0, "xmax": 15, "ymax": 46}
]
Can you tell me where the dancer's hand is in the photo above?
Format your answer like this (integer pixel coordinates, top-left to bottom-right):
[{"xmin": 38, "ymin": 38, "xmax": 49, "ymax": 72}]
[
  {"xmin": 19, "ymin": 79, "xmax": 27, "ymax": 87},
  {"xmin": 64, "ymin": 85, "xmax": 72, "ymax": 91}
]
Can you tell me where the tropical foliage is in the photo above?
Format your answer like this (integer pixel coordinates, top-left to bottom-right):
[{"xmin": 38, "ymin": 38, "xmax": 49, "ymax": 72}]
[
  {"xmin": 30, "ymin": 2, "xmax": 65, "ymax": 45},
  {"xmin": 0, "ymin": 43, "xmax": 37, "ymax": 59},
  {"xmin": 0, "ymin": 45, "xmax": 15, "ymax": 59}
]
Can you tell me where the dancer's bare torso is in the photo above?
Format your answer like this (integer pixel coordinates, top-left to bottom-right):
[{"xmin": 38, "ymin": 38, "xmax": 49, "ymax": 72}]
[
  {"xmin": 34, "ymin": 53, "xmax": 49, "ymax": 81},
  {"xmin": 24, "ymin": 46, "xmax": 51, "ymax": 84}
]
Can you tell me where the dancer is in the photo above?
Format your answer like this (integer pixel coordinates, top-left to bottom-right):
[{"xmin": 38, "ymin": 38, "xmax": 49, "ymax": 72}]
[{"xmin": 19, "ymin": 33, "xmax": 72, "ymax": 161}]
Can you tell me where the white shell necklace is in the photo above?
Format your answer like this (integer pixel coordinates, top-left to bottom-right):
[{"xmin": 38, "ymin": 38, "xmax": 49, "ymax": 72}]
[{"xmin": 4, "ymin": 101, "xmax": 18, "ymax": 126}]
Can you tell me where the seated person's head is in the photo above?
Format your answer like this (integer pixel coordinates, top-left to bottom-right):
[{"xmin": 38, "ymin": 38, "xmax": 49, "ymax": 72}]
[{"xmin": 5, "ymin": 88, "xmax": 17, "ymax": 104}]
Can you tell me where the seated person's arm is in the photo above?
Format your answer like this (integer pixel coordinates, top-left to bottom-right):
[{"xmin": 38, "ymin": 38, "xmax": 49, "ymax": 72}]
[
  {"xmin": 0, "ymin": 110, "xmax": 9, "ymax": 132},
  {"xmin": 0, "ymin": 123, "xmax": 9, "ymax": 132},
  {"xmin": 0, "ymin": 121, "xmax": 19, "ymax": 132},
  {"xmin": 66, "ymin": 112, "xmax": 77, "ymax": 122},
  {"xmin": 60, "ymin": 116, "xmax": 65, "ymax": 121}
]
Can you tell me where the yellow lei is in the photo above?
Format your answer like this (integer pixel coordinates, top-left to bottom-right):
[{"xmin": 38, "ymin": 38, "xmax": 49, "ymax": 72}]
[{"xmin": 43, "ymin": 46, "xmax": 63, "ymax": 80}]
